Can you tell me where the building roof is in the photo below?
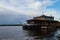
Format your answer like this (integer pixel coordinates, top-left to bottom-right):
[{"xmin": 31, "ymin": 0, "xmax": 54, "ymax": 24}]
[
  {"xmin": 26, "ymin": 15, "xmax": 57, "ymax": 22},
  {"xmin": 27, "ymin": 19, "xmax": 58, "ymax": 22},
  {"xmin": 34, "ymin": 15, "xmax": 54, "ymax": 18}
]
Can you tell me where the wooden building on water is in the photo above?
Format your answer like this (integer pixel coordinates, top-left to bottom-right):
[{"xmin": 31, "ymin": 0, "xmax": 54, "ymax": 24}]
[{"xmin": 23, "ymin": 15, "xmax": 60, "ymax": 36}]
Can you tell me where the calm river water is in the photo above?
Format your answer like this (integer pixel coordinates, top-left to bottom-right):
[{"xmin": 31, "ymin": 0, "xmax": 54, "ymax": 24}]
[{"xmin": 0, "ymin": 26, "xmax": 60, "ymax": 40}]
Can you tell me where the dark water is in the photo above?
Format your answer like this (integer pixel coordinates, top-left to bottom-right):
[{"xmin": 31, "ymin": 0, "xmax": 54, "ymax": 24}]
[{"xmin": 0, "ymin": 26, "xmax": 59, "ymax": 40}]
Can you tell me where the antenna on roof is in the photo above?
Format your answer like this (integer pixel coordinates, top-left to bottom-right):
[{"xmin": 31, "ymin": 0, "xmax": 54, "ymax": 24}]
[
  {"xmin": 50, "ymin": 13, "xmax": 53, "ymax": 17},
  {"xmin": 50, "ymin": 10, "xmax": 53, "ymax": 17},
  {"xmin": 42, "ymin": 10, "xmax": 44, "ymax": 15}
]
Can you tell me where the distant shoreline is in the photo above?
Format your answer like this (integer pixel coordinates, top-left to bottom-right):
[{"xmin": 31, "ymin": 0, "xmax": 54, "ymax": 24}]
[{"xmin": 0, "ymin": 24, "xmax": 23, "ymax": 26}]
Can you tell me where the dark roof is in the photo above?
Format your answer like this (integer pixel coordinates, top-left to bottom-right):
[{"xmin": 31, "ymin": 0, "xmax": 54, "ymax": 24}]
[
  {"xmin": 27, "ymin": 19, "xmax": 58, "ymax": 22},
  {"xmin": 34, "ymin": 15, "xmax": 54, "ymax": 18}
]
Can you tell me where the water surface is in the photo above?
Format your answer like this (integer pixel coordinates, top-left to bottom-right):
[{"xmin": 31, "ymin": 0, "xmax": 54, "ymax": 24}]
[{"xmin": 0, "ymin": 26, "xmax": 59, "ymax": 40}]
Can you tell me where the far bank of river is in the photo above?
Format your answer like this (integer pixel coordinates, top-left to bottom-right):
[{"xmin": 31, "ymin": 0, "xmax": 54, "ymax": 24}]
[{"xmin": 0, "ymin": 24, "xmax": 23, "ymax": 26}]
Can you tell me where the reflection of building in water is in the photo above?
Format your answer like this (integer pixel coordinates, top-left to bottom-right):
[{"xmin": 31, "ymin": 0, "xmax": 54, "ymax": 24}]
[{"xmin": 23, "ymin": 15, "xmax": 60, "ymax": 37}]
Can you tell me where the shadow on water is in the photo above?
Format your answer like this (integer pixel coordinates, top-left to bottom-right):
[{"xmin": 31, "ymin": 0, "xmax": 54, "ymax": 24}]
[
  {"xmin": 23, "ymin": 29, "xmax": 57, "ymax": 40},
  {"xmin": 0, "ymin": 26, "xmax": 58, "ymax": 40}
]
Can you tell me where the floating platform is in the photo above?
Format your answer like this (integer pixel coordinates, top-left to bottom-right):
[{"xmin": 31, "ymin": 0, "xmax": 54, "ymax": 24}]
[
  {"xmin": 23, "ymin": 15, "xmax": 58, "ymax": 37},
  {"xmin": 23, "ymin": 24, "xmax": 56, "ymax": 37}
]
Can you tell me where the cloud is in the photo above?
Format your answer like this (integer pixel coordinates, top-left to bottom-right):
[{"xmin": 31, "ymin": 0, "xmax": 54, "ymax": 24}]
[
  {"xmin": 0, "ymin": 0, "xmax": 59, "ymax": 24},
  {"xmin": 0, "ymin": 0, "xmax": 58, "ymax": 13}
]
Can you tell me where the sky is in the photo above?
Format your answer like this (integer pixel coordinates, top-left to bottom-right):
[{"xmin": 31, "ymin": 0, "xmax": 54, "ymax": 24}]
[{"xmin": 0, "ymin": 0, "xmax": 60, "ymax": 24}]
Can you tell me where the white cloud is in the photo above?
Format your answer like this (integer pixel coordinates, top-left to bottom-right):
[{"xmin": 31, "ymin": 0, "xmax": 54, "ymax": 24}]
[
  {"xmin": 0, "ymin": 0, "xmax": 58, "ymax": 15},
  {"xmin": 0, "ymin": 0, "xmax": 59, "ymax": 24}
]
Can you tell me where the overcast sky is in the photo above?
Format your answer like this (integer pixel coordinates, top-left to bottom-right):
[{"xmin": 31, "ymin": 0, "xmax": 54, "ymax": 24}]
[{"xmin": 0, "ymin": 0, "xmax": 60, "ymax": 24}]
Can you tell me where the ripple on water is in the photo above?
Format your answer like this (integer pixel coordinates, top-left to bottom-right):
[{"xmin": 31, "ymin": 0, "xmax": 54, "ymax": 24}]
[{"xmin": 0, "ymin": 26, "xmax": 59, "ymax": 40}]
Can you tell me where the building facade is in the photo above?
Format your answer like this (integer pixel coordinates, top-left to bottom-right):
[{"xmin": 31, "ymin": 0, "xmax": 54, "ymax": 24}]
[{"xmin": 23, "ymin": 15, "xmax": 60, "ymax": 36}]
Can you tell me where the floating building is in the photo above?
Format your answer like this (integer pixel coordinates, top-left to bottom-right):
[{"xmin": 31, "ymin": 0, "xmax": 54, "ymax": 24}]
[{"xmin": 23, "ymin": 15, "xmax": 60, "ymax": 37}]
